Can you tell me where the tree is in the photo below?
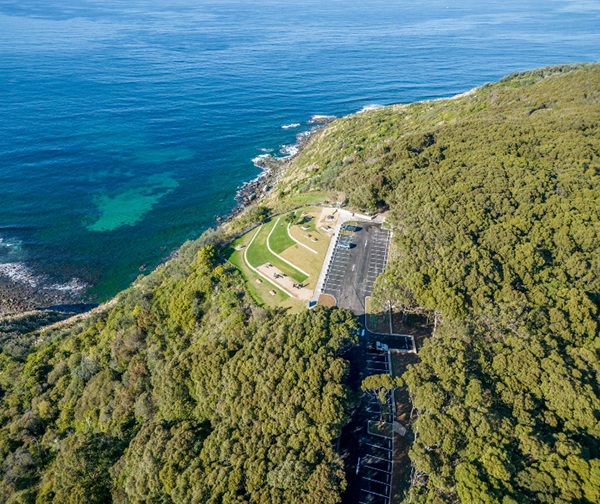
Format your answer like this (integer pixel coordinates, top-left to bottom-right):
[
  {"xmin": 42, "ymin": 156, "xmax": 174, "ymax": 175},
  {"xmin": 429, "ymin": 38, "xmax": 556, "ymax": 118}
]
[
  {"xmin": 361, "ymin": 373, "xmax": 403, "ymax": 405},
  {"xmin": 284, "ymin": 212, "xmax": 297, "ymax": 225}
]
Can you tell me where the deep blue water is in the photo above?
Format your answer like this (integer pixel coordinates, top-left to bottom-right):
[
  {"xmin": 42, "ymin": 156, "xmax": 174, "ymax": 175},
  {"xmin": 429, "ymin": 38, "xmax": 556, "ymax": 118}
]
[{"xmin": 0, "ymin": 0, "xmax": 599, "ymax": 302}]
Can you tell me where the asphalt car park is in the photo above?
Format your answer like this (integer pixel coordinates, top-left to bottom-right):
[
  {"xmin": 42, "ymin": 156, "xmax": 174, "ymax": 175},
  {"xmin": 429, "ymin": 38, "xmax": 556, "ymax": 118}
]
[
  {"xmin": 359, "ymin": 390, "xmax": 394, "ymax": 504},
  {"xmin": 322, "ymin": 223, "xmax": 391, "ymax": 314},
  {"xmin": 324, "ymin": 222, "xmax": 411, "ymax": 504},
  {"xmin": 371, "ymin": 333, "xmax": 413, "ymax": 351}
]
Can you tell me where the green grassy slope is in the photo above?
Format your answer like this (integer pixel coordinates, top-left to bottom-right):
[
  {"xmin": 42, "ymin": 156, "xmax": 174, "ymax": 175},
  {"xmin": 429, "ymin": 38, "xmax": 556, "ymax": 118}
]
[
  {"xmin": 245, "ymin": 220, "xmax": 308, "ymax": 283},
  {"xmin": 269, "ymin": 216, "xmax": 297, "ymax": 254}
]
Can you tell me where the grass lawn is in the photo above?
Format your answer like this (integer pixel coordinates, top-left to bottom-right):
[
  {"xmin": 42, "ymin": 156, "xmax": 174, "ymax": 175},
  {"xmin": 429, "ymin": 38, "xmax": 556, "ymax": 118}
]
[
  {"xmin": 221, "ymin": 207, "xmax": 334, "ymax": 308},
  {"xmin": 280, "ymin": 246, "xmax": 321, "ymax": 290},
  {"xmin": 222, "ymin": 233, "xmax": 304, "ymax": 312},
  {"xmin": 287, "ymin": 192, "xmax": 333, "ymax": 203},
  {"xmin": 246, "ymin": 221, "xmax": 308, "ymax": 283},
  {"xmin": 269, "ymin": 215, "xmax": 298, "ymax": 254},
  {"xmin": 288, "ymin": 210, "xmax": 330, "ymax": 256}
]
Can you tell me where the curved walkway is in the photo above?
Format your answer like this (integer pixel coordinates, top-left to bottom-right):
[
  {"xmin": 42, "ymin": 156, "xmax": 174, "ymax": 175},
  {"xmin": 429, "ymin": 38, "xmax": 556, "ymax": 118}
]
[
  {"xmin": 287, "ymin": 223, "xmax": 318, "ymax": 254},
  {"xmin": 244, "ymin": 226, "xmax": 295, "ymax": 297},
  {"xmin": 267, "ymin": 217, "xmax": 310, "ymax": 277}
]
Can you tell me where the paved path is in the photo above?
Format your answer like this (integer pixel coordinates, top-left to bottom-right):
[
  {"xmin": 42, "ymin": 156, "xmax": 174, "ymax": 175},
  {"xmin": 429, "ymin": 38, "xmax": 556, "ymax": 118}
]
[
  {"xmin": 244, "ymin": 226, "xmax": 295, "ymax": 297},
  {"xmin": 287, "ymin": 223, "xmax": 318, "ymax": 254},
  {"xmin": 267, "ymin": 217, "xmax": 310, "ymax": 277}
]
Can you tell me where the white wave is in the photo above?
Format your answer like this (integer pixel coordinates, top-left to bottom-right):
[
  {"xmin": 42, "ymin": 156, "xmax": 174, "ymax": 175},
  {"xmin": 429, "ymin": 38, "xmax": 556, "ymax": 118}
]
[
  {"xmin": 0, "ymin": 236, "xmax": 21, "ymax": 249},
  {"xmin": 259, "ymin": 147, "xmax": 274, "ymax": 152},
  {"xmin": 0, "ymin": 262, "xmax": 39, "ymax": 287},
  {"xmin": 281, "ymin": 123, "xmax": 300, "ymax": 129},
  {"xmin": 43, "ymin": 277, "xmax": 89, "ymax": 294},
  {"xmin": 359, "ymin": 103, "xmax": 384, "ymax": 113},
  {"xmin": 0, "ymin": 261, "xmax": 89, "ymax": 293},
  {"xmin": 280, "ymin": 144, "xmax": 299, "ymax": 156},
  {"xmin": 308, "ymin": 114, "xmax": 336, "ymax": 124},
  {"xmin": 251, "ymin": 154, "xmax": 271, "ymax": 166}
]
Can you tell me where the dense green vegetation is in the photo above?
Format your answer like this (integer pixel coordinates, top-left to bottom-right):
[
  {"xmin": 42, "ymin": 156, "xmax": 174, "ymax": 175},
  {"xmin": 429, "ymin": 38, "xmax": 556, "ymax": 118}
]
[
  {"xmin": 0, "ymin": 245, "xmax": 358, "ymax": 503},
  {"xmin": 0, "ymin": 311, "xmax": 72, "ymax": 357},
  {"xmin": 290, "ymin": 63, "xmax": 600, "ymax": 502},
  {"xmin": 2, "ymin": 63, "xmax": 599, "ymax": 503}
]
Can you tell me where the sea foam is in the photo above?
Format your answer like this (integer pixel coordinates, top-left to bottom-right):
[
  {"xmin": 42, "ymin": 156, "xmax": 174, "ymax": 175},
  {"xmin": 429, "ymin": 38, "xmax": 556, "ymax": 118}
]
[
  {"xmin": 252, "ymin": 154, "xmax": 272, "ymax": 167},
  {"xmin": 359, "ymin": 104, "xmax": 384, "ymax": 113},
  {"xmin": 0, "ymin": 262, "xmax": 89, "ymax": 293},
  {"xmin": 0, "ymin": 262, "xmax": 39, "ymax": 287},
  {"xmin": 308, "ymin": 115, "xmax": 336, "ymax": 125}
]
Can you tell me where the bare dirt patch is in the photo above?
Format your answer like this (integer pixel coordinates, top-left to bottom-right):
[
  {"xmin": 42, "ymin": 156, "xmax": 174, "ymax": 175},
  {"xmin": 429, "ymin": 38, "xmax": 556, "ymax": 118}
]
[
  {"xmin": 317, "ymin": 293, "xmax": 337, "ymax": 307},
  {"xmin": 256, "ymin": 263, "xmax": 312, "ymax": 301},
  {"xmin": 316, "ymin": 207, "xmax": 340, "ymax": 233}
]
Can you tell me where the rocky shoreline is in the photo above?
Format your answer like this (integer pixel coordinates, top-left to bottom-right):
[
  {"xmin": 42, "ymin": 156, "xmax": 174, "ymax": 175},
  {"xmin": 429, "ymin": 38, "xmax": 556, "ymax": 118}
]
[
  {"xmin": 0, "ymin": 276, "xmax": 87, "ymax": 317},
  {"xmin": 228, "ymin": 123, "xmax": 329, "ymax": 219},
  {"xmin": 1, "ymin": 118, "xmax": 333, "ymax": 317}
]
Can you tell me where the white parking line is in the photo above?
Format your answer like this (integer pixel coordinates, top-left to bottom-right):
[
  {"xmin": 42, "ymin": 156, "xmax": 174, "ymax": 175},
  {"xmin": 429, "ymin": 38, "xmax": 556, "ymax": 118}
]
[
  {"xmin": 363, "ymin": 475, "xmax": 390, "ymax": 487},
  {"xmin": 363, "ymin": 454, "xmax": 392, "ymax": 465},
  {"xmin": 363, "ymin": 466, "xmax": 392, "ymax": 477},
  {"xmin": 366, "ymin": 443, "xmax": 392, "ymax": 451}
]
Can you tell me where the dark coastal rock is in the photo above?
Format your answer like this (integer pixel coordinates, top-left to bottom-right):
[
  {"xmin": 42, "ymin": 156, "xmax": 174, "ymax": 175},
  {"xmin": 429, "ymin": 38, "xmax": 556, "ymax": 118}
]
[
  {"xmin": 307, "ymin": 115, "xmax": 336, "ymax": 125},
  {"xmin": 0, "ymin": 276, "xmax": 87, "ymax": 317},
  {"xmin": 229, "ymin": 127, "xmax": 321, "ymax": 218}
]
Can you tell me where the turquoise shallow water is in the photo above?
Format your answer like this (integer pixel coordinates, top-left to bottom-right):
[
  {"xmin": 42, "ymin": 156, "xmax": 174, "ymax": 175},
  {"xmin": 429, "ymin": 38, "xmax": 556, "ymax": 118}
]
[{"xmin": 0, "ymin": 0, "xmax": 599, "ymax": 302}]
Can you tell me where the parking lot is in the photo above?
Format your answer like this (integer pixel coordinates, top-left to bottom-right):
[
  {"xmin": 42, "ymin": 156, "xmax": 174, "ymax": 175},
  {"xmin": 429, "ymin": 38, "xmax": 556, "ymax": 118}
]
[
  {"xmin": 358, "ymin": 348, "xmax": 395, "ymax": 504},
  {"xmin": 322, "ymin": 223, "xmax": 391, "ymax": 315},
  {"xmin": 323, "ymin": 221, "xmax": 416, "ymax": 504}
]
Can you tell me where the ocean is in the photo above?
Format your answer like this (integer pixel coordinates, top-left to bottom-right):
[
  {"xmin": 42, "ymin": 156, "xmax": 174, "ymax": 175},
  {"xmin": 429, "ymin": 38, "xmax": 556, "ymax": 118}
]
[{"xmin": 0, "ymin": 0, "xmax": 599, "ymax": 305}]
